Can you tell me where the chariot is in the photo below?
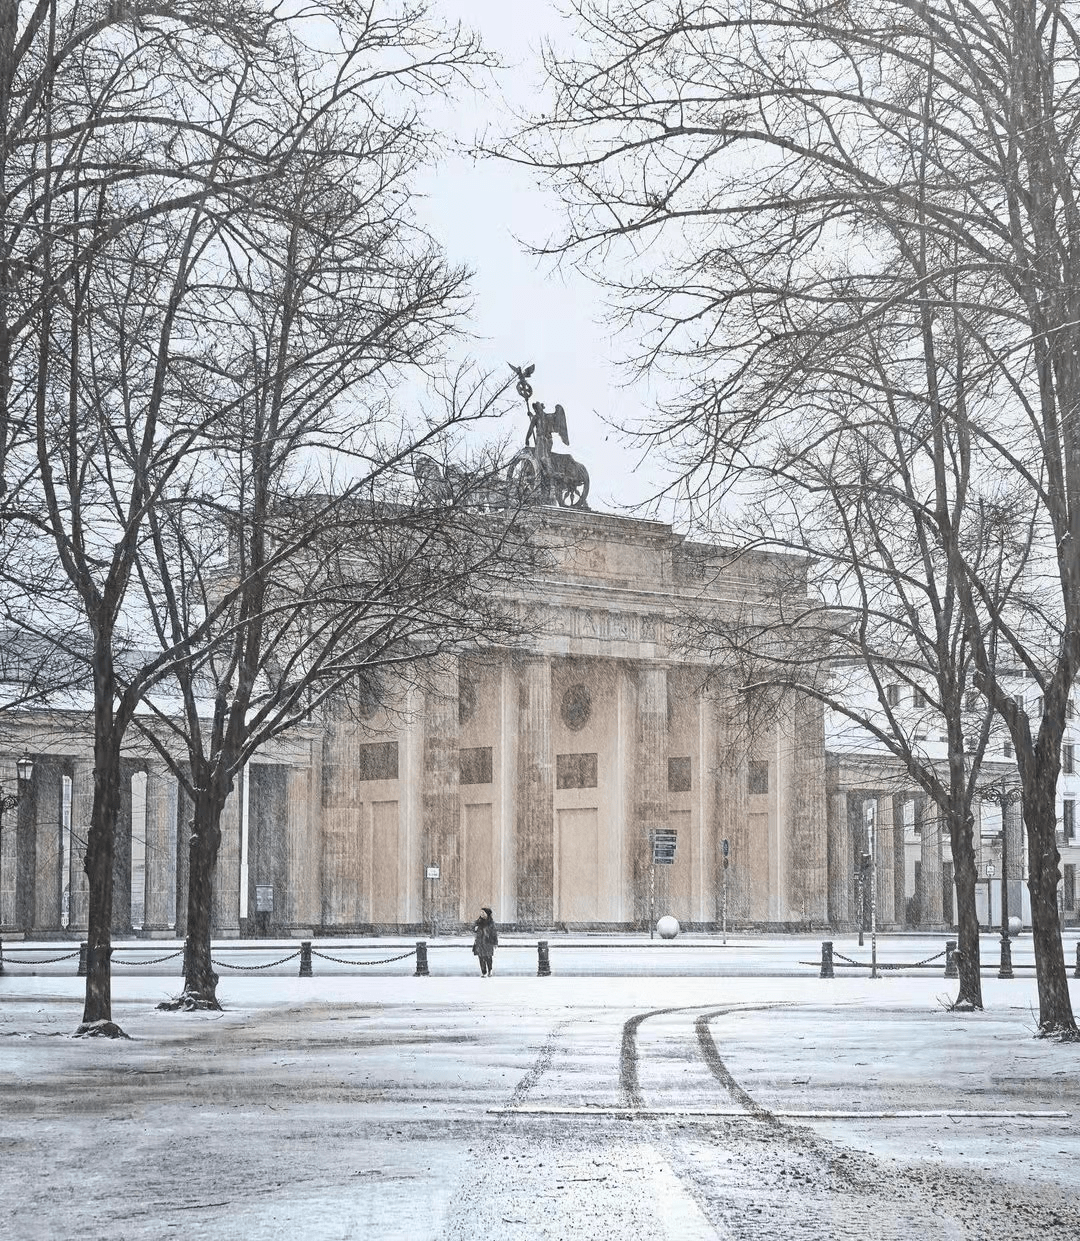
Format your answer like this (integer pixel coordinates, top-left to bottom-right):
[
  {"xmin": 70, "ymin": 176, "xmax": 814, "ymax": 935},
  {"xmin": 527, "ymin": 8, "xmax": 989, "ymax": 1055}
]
[{"xmin": 412, "ymin": 362, "xmax": 591, "ymax": 510}]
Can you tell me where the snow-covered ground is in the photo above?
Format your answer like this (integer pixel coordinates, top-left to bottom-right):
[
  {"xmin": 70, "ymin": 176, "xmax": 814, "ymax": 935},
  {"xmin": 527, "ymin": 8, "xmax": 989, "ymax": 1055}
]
[{"xmin": 3, "ymin": 937, "xmax": 1079, "ymax": 1239}]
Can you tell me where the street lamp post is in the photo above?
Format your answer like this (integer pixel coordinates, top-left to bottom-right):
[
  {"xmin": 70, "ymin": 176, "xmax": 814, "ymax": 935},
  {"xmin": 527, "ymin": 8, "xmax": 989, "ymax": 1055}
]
[
  {"xmin": 866, "ymin": 802, "xmax": 878, "ymax": 979},
  {"xmin": 0, "ymin": 786, "xmax": 17, "ymax": 961},
  {"xmin": 985, "ymin": 862, "xmax": 995, "ymax": 933},
  {"xmin": 998, "ymin": 823, "xmax": 1014, "ymax": 978},
  {"xmin": 0, "ymin": 755, "xmax": 33, "ymax": 964}
]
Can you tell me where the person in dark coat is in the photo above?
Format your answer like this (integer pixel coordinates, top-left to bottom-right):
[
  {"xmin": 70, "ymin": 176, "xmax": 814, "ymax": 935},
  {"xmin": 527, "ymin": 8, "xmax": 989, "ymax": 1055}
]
[{"xmin": 471, "ymin": 907, "xmax": 498, "ymax": 976}]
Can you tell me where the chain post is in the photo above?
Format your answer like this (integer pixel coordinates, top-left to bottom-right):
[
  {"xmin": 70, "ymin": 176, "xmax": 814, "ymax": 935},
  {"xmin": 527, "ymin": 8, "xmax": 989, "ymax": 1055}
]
[
  {"xmin": 414, "ymin": 940, "xmax": 429, "ymax": 976},
  {"xmin": 819, "ymin": 940, "xmax": 834, "ymax": 978}
]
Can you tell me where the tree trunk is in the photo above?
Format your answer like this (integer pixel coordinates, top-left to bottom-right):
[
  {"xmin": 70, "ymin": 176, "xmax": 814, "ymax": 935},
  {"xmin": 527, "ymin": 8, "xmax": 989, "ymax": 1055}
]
[
  {"xmin": 1024, "ymin": 780, "xmax": 1078, "ymax": 1037},
  {"xmin": 160, "ymin": 787, "xmax": 224, "ymax": 1011},
  {"xmin": 948, "ymin": 809, "xmax": 983, "ymax": 1009},
  {"xmin": 77, "ymin": 734, "xmax": 126, "ymax": 1037}
]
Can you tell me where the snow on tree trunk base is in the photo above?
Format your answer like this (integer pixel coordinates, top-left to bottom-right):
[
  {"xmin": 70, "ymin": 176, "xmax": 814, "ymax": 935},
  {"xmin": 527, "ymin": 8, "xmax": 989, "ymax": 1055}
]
[
  {"xmin": 157, "ymin": 988, "xmax": 222, "ymax": 1013},
  {"xmin": 1035, "ymin": 1022, "xmax": 1080, "ymax": 1042},
  {"xmin": 74, "ymin": 1020, "xmax": 129, "ymax": 1039}
]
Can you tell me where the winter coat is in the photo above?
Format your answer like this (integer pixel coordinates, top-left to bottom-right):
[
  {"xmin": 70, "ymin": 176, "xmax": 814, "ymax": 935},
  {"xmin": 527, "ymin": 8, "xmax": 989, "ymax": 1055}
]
[{"xmin": 471, "ymin": 916, "xmax": 498, "ymax": 958}]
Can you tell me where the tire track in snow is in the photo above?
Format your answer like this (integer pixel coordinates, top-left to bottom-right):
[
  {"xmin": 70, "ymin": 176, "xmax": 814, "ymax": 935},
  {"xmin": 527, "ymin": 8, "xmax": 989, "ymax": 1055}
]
[
  {"xmin": 505, "ymin": 1017, "xmax": 573, "ymax": 1109},
  {"xmin": 621, "ymin": 1003, "xmax": 792, "ymax": 1112}
]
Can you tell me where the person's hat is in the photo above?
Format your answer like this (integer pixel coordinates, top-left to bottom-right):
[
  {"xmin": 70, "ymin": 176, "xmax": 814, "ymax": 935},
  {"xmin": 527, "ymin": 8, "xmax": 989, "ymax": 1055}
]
[{"xmin": 482, "ymin": 907, "xmax": 493, "ymax": 917}]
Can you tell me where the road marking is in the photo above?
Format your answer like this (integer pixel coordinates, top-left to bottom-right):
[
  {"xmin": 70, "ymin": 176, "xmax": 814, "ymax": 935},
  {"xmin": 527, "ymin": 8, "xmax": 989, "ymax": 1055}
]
[
  {"xmin": 646, "ymin": 1157, "xmax": 721, "ymax": 1240},
  {"xmin": 490, "ymin": 1106, "xmax": 1071, "ymax": 1119}
]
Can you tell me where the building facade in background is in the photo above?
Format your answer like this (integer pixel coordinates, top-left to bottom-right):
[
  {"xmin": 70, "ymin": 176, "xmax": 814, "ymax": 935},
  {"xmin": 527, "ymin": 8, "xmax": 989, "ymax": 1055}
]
[{"xmin": 0, "ymin": 511, "xmax": 832, "ymax": 936}]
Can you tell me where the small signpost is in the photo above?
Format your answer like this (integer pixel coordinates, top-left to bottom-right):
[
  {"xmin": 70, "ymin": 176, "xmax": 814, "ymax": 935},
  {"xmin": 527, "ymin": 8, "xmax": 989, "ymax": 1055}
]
[
  {"xmin": 425, "ymin": 864, "xmax": 440, "ymax": 937},
  {"xmin": 650, "ymin": 828, "xmax": 677, "ymax": 865},
  {"xmin": 647, "ymin": 829, "xmax": 677, "ymax": 938},
  {"xmin": 254, "ymin": 885, "xmax": 273, "ymax": 937},
  {"xmin": 721, "ymin": 838, "xmax": 729, "ymax": 945}
]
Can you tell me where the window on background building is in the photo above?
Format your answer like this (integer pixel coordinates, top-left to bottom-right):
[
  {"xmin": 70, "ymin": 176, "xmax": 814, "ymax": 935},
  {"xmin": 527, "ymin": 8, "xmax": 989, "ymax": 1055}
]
[
  {"xmin": 1064, "ymin": 743, "xmax": 1075, "ymax": 776},
  {"xmin": 886, "ymin": 684, "xmax": 900, "ymax": 707},
  {"xmin": 912, "ymin": 687, "xmax": 927, "ymax": 709},
  {"xmin": 356, "ymin": 741, "xmax": 398, "ymax": 781},
  {"xmin": 748, "ymin": 759, "xmax": 769, "ymax": 795},
  {"xmin": 460, "ymin": 747, "xmax": 492, "ymax": 786},
  {"xmin": 1035, "ymin": 695, "xmax": 1044, "ymax": 717},
  {"xmin": 1065, "ymin": 864, "xmax": 1076, "ymax": 911},
  {"xmin": 1069, "ymin": 697, "xmax": 1076, "ymax": 721},
  {"xmin": 668, "ymin": 756, "xmax": 692, "ymax": 793},
  {"xmin": 964, "ymin": 690, "xmax": 979, "ymax": 712},
  {"xmin": 556, "ymin": 752, "xmax": 598, "ymax": 789},
  {"xmin": 1004, "ymin": 740, "xmax": 1014, "ymax": 758},
  {"xmin": 1064, "ymin": 799, "xmax": 1075, "ymax": 841},
  {"xmin": 1014, "ymin": 692, "xmax": 1025, "ymax": 713}
]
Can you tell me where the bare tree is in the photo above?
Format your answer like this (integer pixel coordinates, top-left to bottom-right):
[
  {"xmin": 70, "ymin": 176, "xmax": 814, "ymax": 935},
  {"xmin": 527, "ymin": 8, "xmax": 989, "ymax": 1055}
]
[
  {"xmin": 680, "ymin": 292, "xmax": 1025, "ymax": 1009},
  {"xmin": 137, "ymin": 378, "xmax": 532, "ymax": 1011},
  {"xmin": 514, "ymin": 0, "xmax": 1080, "ymax": 1037},
  {"xmin": 0, "ymin": 0, "xmax": 492, "ymax": 1035}
]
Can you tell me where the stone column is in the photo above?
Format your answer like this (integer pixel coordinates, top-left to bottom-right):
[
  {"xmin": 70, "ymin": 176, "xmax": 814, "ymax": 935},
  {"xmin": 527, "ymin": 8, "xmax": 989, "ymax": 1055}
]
[
  {"xmin": 32, "ymin": 762, "xmax": 63, "ymax": 930},
  {"xmin": 827, "ymin": 785, "xmax": 852, "ymax": 926},
  {"xmin": 515, "ymin": 656, "xmax": 553, "ymax": 926},
  {"xmin": 142, "ymin": 765, "xmax": 175, "ymax": 933},
  {"xmin": 68, "ymin": 759, "xmax": 93, "ymax": 932},
  {"xmin": 715, "ymin": 685, "xmax": 750, "ymax": 921},
  {"xmin": 111, "ymin": 766, "xmax": 133, "ymax": 934},
  {"xmin": 174, "ymin": 778, "xmax": 193, "ymax": 938},
  {"xmin": 0, "ymin": 759, "xmax": 19, "ymax": 930},
  {"xmin": 849, "ymin": 794, "xmax": 868, "ymax": 925},
  {"xmin": 14, "ymin": 764, "xmax": 36, "ymax": 930},
  {"xmin": 874, "ymin": 792, "xmax": 896, "ymax": 927},
  {"xmin": 916, "ymin": 795, "xmax": 943, "ymax": 925},
  {"xmin": 788, "ymin": 695, "xmax": 828, "ymax": 923},
  {"xmin": 424, "ymin": 663, "xmax": 461, "ymax": 929},
  {"xmin": 282, "ymin": 763, "xmax": 317, "ymax": 931},
  {"xmin": 632, "ymin": 664, "xmax": 668, "ymax": 926},
  {"xmin": 893, "ymin": 793, "xmax": 908, "ymax": 926},
  {"xmin": 211, "ymin": 782, "xmax": 243, "ymax": 936}
]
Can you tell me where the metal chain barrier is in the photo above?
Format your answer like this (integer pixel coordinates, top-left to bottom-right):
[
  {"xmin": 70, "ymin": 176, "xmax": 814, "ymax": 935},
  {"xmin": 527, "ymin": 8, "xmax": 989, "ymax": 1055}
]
[
  {"xmin": 211, "ymin": 952, "xmax": 301, "ymax": 970},
  {"xmin": 112, "ymin": 951, "xmax": 184, "ymax": 966},
  {"xmin": 814, "ymin": 949, "xmax": 947, "ymax": 970},
  {"xmin": 310, "ymin": 948, "xmax": 416, "ymax": 966},
  {"xmin": 0, "ymin": 950, "xmax": 81, "ymax": 965}
]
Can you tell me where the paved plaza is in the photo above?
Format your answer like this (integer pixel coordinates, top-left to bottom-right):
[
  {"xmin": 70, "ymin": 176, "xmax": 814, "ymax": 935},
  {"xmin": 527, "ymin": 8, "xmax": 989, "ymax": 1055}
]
[{"xmin": 2, "ymin": 935, "xmax": 1079, "ymax": 1239}]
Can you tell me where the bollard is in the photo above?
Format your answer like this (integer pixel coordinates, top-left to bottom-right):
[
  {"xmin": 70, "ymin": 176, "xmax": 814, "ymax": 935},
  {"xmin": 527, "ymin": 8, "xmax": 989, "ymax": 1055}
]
[
  {"xmin": 819, "ymin": 940, "xmax": 834, "ymax": 979},
  {"xmin": 414, "ymin": 940, "xmax": 429, "ymax": 977},
  {"xmin": 998, "ymin": 935, "xmax": 1014, "ymax": 980},
  {"xmin": 944, "ymin": 940, "xmax": 958, "ymax": 978},
  {"xmin": 299, "ymin": 940, "xmax": 313, "ymax": 977},
  {"xmin": 537, "ymin": 940, "xmax": 551, "ymax": 977},
  {"xmin": 77, "ymin": 941, "xmax": 88, "ymax": 977}
]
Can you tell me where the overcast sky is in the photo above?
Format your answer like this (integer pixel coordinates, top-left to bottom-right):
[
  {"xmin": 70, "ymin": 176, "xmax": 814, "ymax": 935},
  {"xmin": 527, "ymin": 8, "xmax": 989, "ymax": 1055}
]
[{"xmin": 411, "ymin": 0, "xmax": 668, "ymax": 515}]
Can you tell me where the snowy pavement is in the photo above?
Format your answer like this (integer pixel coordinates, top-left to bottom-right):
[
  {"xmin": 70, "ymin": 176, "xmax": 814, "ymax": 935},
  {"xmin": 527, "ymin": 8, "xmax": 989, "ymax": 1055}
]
[{"xmin": 2, "ymin": 940, "xmax": 1079, "ymax": 1239}]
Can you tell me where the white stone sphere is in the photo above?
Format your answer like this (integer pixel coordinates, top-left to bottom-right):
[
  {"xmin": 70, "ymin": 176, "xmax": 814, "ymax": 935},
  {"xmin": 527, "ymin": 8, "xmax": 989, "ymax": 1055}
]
[
  {"xmin": 1008, "ymin": 915, "xmax": 1022, "ymax": 937},
  {"xmin": 656, "ymin": 915, "xmax": 680, "ymax": 939}
]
